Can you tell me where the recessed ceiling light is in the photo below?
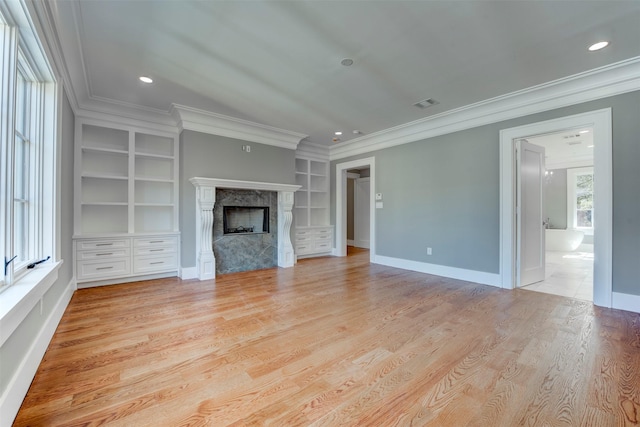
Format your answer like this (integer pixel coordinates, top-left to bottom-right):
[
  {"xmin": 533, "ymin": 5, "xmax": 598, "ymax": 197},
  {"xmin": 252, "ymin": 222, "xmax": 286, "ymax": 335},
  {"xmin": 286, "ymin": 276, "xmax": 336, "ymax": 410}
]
[
  {"xmin": 588, "ymin": 41, "xmax": 609, "ymax": 51},
  {"xmin": 579, "ymin": 130, "xmax": 590, "ymax": 134},
  {"xmin": 340, "ymin": 58, "xmax": 354, "ymax": 67},
  {"xmin": 334, "ymin": 131, "xmax": 343, "ymax": 136},
  {"xmin": 139, "ymin": 76, "xmax": 153, "ymax": 83}
]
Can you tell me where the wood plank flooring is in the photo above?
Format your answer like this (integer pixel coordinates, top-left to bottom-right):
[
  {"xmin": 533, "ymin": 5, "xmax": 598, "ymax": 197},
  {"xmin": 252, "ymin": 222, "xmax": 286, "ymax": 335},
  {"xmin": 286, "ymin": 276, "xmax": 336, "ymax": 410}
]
[{"xmin": 14, "ymin": 248, "xmax": 640, "ymax": 426}]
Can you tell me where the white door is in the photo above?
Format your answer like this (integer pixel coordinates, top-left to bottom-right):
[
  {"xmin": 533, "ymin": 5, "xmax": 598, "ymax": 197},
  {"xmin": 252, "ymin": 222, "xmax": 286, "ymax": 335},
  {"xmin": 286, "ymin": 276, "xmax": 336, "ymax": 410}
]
[
  {"xmin": 354, "ymin": 177, "xmax": 370, "ymax": 249},
  {"xmin": 517, "ymin": 139, "xmax": 546, "ymax": 287}
]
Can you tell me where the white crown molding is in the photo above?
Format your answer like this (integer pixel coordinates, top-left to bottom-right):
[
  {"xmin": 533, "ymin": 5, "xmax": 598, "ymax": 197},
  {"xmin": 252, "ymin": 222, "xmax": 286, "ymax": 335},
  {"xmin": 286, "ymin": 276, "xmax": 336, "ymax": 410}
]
[
  {"xmin": 296, "ymin": 141, "xmax": 330, "ymax": 161},
  {"xmin": 172, "ymin": 104, "xmax": 307, "ymax": 150},
  {"xmin": 330, "ymin": 57, "xmax": 640, "ymax": 161},
  {"xmin": 189, "ymin": 177, "xmax": 300, "ymax": 193}
]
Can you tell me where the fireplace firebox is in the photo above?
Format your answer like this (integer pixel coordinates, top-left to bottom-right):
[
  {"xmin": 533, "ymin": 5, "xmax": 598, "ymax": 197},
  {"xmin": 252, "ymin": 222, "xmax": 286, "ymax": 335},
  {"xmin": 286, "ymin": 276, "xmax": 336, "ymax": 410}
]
[{"xmin": 223, "ymin": 206, "xmax": 269, "ymax": 234}]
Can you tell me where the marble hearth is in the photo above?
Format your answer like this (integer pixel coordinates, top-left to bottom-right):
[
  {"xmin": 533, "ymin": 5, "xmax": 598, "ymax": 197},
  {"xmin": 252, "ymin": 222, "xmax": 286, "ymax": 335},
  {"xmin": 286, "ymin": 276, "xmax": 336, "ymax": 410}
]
[{"xmin": 190, "ymin": 177, "xmax": 301, "ymax": 280}]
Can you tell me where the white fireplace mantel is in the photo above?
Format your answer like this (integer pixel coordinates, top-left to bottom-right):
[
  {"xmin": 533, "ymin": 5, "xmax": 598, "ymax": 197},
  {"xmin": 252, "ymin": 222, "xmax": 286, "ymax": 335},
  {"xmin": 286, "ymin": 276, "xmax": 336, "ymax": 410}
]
[{"xmin": 190, "ymin": 177, "xmax": 301, "ymax": 280}]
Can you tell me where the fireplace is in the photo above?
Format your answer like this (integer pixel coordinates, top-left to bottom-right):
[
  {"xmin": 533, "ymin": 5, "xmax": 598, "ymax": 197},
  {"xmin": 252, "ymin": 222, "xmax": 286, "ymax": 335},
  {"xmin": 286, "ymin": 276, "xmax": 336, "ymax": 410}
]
[
  {"xmin": 190, "ymin": 177, "xmax": 300, "ymax": 280},
  {"xmin": 223, "ymin": 206, "xmax": 269, "ymax": 234}
]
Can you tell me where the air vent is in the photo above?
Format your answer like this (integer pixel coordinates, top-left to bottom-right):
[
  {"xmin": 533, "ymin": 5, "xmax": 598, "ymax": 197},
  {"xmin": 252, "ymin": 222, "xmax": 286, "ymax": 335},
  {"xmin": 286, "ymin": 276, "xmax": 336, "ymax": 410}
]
[{"xmin": 413, "ymin": 98, "xmax": 439, "ymax": 109}]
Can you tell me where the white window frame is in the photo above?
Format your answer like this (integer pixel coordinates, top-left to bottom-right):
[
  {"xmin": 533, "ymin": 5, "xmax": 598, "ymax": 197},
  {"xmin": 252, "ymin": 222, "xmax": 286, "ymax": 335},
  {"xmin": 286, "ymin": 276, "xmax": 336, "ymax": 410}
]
[
  {"xmin": 0, "ymin": 2, "xmax": 58, "ymax": 293},
  {"xmin": 567, "ymin": 166, "xmax": 594, "ymax": 235}
]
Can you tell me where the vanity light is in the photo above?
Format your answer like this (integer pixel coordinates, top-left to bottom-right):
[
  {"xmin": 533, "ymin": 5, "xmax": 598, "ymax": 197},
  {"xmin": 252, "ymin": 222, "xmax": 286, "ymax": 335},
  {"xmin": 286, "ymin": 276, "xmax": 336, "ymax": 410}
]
[
  {"xmin": 588, "ymin": 41, "xmax": 609, "ymax": 51},
  {"xmin": 139, "ymin": 76, "xmax": 153, "ymax": 83}
]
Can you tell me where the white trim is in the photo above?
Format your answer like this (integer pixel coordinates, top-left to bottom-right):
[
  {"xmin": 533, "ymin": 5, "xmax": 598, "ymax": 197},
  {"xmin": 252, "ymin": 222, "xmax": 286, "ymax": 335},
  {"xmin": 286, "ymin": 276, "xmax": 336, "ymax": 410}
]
[
  {"xmin": 347, "ymin": 239, "xmax": 355, "ymax": 246},
  {"xmin": 0, "ymin": 261, "xmax": 62, "ymax": 346},
  {"xmin": 0, "ymin": 275, "xmax": 74, "ymax": 427},
  {"xmin": 612, "ymin": 292, "xmax": 640, "ymax": 314},
  {"xmin": 330, "ymin": 57, "xmax": 640, "ymax": 161},
  {"xmin": 171, "ymin": 104, "xmax": 307, "ymax": 150},
  {"xmin": 374, "ymin": 255, "xmax": 501, "ymax": 288},
  {"xmin": 180, "ymin": 266, "xmax": 198, "ymax": 280},
  {"xmin": 296, "ymin": 142, "xmax": 330, "ymax": 162},
  {"xmin": 499, "ymin": 109, "xmax": 612, "ymax": 308},
  {"xmin": 189, "ymin": 177, "xmax": 300, "ymax": 194},
  {"xmin": 77, "ymin": 272, "xmax": 177, "ymax": 289},
  {"xmin": 335, "ymin": 157, "xmax": 375, "ymax": 262}
]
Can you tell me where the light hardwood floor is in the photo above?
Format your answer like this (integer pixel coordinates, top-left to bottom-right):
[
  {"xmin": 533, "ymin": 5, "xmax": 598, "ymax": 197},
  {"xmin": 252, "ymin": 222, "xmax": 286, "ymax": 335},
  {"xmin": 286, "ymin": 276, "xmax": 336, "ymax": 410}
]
[{"xmin": 14, "ymin": 248, "xmax": 640, "ymax": 426}]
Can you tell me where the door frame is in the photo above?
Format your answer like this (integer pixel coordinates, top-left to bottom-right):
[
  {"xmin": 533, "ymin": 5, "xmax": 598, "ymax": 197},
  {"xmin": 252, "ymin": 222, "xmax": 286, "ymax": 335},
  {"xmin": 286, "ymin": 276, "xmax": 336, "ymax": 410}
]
[
  {"xmin": 499, "ymin": 108, "xmax": 612, "ymax": 307},
  {"xmin": 335, "ymin": 157, "xmax": 375, "ymax": 261},
  {"xmin": 354, "ymin": 177, "xmax": 371, "ymax": 249}
]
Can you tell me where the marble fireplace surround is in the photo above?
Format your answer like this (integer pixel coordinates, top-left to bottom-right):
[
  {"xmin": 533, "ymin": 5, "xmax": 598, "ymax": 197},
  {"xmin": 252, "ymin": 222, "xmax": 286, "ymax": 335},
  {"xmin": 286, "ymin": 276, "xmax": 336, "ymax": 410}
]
[{"xmin": 190, "ymin": 177, "xmax": 301, "ymax": 280}]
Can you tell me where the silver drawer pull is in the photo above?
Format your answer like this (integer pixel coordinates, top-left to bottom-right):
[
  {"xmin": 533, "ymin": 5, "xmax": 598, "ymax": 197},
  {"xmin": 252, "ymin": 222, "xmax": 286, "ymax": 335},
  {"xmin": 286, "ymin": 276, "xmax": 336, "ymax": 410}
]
[
  {"xmin": 96, "ymin": 243, "xmax": 113, "ymax": 246},
  {"xmin": 149, "ymin": 241, "xmax": 164, "ymax": 244},
  {"xmin": 97, "ymin": 266, "xmax": 113, "ymax": 270},
  {"xmin": 149, "ymin": 249, "xmax": 163, "ymax": 252},
  {"xmin": 150, "ymin": 261, "xmax": 164, "ymax": 265},
  {"xmin": 96, "ymin": 253, "xmax": 113, "ymax": 256}
]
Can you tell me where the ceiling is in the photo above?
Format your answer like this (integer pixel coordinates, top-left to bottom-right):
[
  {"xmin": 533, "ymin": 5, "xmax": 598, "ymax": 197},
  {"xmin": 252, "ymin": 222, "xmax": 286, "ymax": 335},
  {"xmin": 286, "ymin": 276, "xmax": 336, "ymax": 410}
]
[
  {"xmin": 526, "ymin": 128, "xmax": 594, "ymax": 170},
  {"xmin": 48, "ymin": 1, "xmax": 640, "ymax": 147}
]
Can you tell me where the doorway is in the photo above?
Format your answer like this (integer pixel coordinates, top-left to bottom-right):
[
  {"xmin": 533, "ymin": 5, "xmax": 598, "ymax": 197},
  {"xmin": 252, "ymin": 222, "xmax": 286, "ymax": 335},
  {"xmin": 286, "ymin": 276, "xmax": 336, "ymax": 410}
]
[
  {"xmin": 346, "ymin": 168, "xmax": 370, "ymax": 250},
  {"xmin": 335, "ymin": 157, "xmax": 375, "ymax": 262},
  {"xmin": 516, "ymin": 129, "xmax": 595, "ymax": 301},
  {"xmin": 500, "ymin": 109, "xmax": 612, "ymax": 307}
]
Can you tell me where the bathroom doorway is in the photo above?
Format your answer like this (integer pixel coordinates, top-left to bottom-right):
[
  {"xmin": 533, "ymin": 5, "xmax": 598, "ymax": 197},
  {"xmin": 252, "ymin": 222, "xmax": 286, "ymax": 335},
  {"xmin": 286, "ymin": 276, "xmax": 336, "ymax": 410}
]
[
  {"xmin": 519, "ymin": 128, "xmax": 594, "ymax": 301},
  {"xmin": 499, "ymin": 108, "xmax": 612, "ymax": 308}
]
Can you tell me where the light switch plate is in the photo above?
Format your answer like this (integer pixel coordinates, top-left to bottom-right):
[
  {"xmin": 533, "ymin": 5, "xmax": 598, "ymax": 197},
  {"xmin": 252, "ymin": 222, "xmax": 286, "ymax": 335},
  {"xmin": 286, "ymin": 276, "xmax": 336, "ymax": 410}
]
[{"xmin": 375, "ymin": 201, "xmax": 384, "ymax": 209}]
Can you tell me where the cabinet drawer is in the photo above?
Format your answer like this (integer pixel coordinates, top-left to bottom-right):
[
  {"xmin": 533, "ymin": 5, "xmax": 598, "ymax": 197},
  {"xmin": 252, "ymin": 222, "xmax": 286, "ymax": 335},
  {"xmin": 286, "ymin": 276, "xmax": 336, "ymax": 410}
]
[
  {"xmin": 133, "ymin": 254, "xmax": 177, "ymax": 274},
  {"xmin": 134, "ymin": 246, "xmax": 176, "ymax": 256},
  {"xmin": 314, "ymin": 241, "xmax": 332, "ymax": 252},
  {"xmin": 296, "ymin": 243, "xmax": 313, "ymax": 254},
  {"xmin": 295, "ymin": 235, "xmax": 313, "ymax": 243},
  {"xmin": 76, "ymin": 248, "xmax": 130, "ymax": 260},
  {"xmin": 295, "ymin": 229, "xmax": 312, "ymax": 237},
  {"xmin": 77, "ymin": 259, "xmax": 131, "ymax": 281},
  {"xmin": 134, "ymin": 237, "xmax": 178, "ymax": 248},
  {"xmin": 77, "ymin": 239, "xmax": 130, "ymax": 251},
  {"xmin": 315, "ymin": 229, "xmax": 332, "ymax": 238}
]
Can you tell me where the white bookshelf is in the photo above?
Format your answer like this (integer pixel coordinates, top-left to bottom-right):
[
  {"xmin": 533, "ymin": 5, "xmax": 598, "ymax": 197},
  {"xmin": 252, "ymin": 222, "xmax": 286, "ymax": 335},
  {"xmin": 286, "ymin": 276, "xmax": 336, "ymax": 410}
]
[
  {"xmin": 74, "ymin": 118, "xmax": 180, "ymax": 286},
  {"xmin": 294, "ymin": 157, "xmax": 332, "ymax": 257}
]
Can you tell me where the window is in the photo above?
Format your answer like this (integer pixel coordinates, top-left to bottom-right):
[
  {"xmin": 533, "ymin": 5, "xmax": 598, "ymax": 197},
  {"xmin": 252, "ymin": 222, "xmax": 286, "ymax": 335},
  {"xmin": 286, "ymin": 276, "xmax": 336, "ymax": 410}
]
[
  {"xmin": 567, "ymin": 167, "xmax": 594, "ymax": 233},
  {"xmin": 0, "ymin": 2, "xmax": 57, "ymax": 293}
]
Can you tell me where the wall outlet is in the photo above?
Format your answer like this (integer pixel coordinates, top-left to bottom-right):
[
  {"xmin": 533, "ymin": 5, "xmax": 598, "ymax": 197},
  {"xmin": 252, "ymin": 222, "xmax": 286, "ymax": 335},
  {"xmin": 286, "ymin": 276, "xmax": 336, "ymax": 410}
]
[
  {"xmin": 242, "ymin": 145, "xmax": 251, "ymax": 152},
  {"xmin": 427, "ymin": 247, "xmax": 432, "ymax": 255}
]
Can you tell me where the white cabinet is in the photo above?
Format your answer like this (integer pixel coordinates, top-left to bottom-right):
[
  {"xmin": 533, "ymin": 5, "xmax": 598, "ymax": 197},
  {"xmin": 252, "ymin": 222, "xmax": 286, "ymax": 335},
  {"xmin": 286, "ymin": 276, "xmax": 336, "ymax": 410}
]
[
  {"xmin": 74, "ymin": 118, "xmax": 180, "ymax": 287},
  {"xmin": 294, "ymin": 157, "xmax": 333, "ymax": 258},
  {"xmin": 295, "ymin": 226, "xmax": 333, "ymax": 258}
]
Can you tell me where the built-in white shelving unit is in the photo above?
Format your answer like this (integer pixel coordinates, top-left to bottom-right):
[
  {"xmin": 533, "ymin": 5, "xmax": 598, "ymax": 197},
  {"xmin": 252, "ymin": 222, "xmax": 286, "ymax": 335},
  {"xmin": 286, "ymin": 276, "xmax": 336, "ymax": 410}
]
[
  {"xmin": 294, "ymin": 157, "xmax": 333, "ymax": 258},
  {"xmin": 74, "ymin": 118, "xmax": 180, "ymax": 287}
]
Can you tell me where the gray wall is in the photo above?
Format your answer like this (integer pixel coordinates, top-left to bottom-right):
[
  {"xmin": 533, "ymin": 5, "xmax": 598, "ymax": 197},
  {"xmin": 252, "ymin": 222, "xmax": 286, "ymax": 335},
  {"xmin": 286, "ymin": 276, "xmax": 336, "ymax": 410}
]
[
  {"xmin": 331, "ymin": 90, "xmax": 640, "ymax": 296},
  {"xmin": 545, "ymin": 168, "xmax": 568, "ymax": 230},
  {"xmin": 0, "ymin": 91, "xmax": 75, "ymax": 398},
  {"xmin": 179, "ymin": 130, "xmax": 296, "ymax": 268}
]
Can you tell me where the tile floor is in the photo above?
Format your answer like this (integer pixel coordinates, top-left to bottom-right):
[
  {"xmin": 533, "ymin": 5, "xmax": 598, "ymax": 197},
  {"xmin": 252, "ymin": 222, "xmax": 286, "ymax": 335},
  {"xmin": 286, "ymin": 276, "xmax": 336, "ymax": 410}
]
[{"xmin": 522, "ymin": 243, "xmax": 593, "ymax": 301}]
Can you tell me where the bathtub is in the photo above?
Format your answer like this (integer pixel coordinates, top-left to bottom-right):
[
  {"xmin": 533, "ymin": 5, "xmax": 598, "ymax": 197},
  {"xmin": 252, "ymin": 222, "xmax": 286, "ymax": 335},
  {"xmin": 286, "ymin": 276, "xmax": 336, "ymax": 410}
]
[{"xmin": 545, "ymin": 228, "xmax": 585, "ymax": 252}]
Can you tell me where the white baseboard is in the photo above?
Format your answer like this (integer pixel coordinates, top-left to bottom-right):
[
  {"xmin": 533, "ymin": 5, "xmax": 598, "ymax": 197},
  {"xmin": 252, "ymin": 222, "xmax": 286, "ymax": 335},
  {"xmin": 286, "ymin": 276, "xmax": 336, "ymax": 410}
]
[
  {"xmin": 0, "ymin": 277, "xmax": 75, "ymax": 427},
  {"xmin": 373, "ymin": 255, "xmax": 501, "ymax": 288},
  {"xmin": 347, "ymin": 239, "xmax": 355, "ymax": 246},
  {"xmin": 612, "ymin": 292, "xmax": 640, "ymax": 314},
  {"xmin": 180, "ymin": 267, "xmax": 198, "ymax": 280}
]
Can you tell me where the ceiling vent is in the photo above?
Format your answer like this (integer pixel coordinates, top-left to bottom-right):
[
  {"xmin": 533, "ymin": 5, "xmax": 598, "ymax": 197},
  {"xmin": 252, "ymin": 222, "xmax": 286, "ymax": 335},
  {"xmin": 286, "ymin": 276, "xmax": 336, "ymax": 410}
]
[{"xmin": 413, "ymin": 98, "xmax": 439, "ymax": 109}]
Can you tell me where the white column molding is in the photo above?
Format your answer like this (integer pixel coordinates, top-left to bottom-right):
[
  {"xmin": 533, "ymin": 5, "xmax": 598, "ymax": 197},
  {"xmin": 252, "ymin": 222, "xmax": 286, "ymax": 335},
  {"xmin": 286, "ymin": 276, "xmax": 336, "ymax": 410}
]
[
  {"xmin": 278, "ymin": 191, "xmax": 295, "ymax": 268},
  {"xmin": 194, "ymin": 185, "xmax": 216, "ymax": 280},
  {"xmin": 190, "ymin": 178, "xmax": 301, "ymax": 280}
]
